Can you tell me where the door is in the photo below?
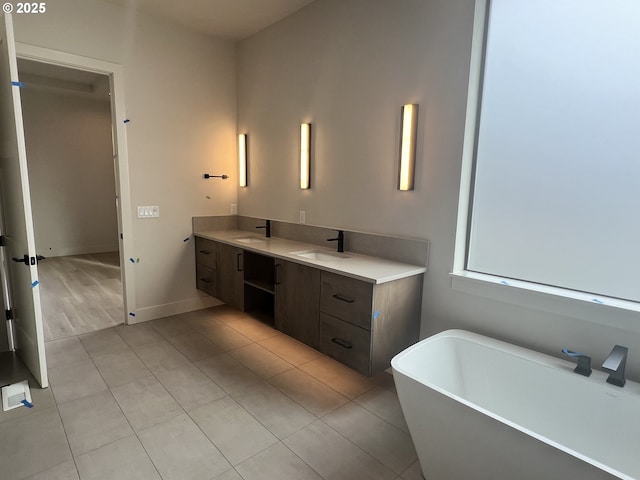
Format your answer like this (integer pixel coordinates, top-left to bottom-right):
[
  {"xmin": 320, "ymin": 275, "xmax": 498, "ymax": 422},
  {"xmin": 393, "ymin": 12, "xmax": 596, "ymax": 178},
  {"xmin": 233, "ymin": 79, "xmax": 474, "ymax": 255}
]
[{"xmin": 0, "ymin": 13, "xmax": 48, "ymax": 387}]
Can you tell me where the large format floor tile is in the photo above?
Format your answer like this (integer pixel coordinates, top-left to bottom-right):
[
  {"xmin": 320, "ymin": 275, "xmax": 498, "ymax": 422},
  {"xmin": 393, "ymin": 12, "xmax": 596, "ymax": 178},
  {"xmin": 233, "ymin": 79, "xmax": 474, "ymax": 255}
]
[
  {"xmin": 236, "ymin": 442, "xmax": 323, "ymax": 480},
  {"xmin": 229, "ymin": 343, "xmax": 294, "ymax": 378},
  {"xmin": 115, "ymin": 323, "xmax": 164, "ymax": 347},
  {"xmin": 44, "ymin": 336, "xmax": 90, "ymax": 368},
  {"xmin": 190, "ymin": 395, "xmax": 278, "ymax": 465},
  {"xmin": 26, "ymin": 301, "xmax": 417, "ymax": 480},
  {"xmin": 268, "ymin": 368, "xmax": 349, "ymax": 416},
  {"xmin": 75, "ymin": 434, "xmax": 161, "ymax": 480},
  {"xmin": 0, "ymin": 408, "xmax": 72, "ymax": 480},
  {"xmin": 57, "ymin": 389, "xmax": 132, "ymax": 456},
  {"xmin": 322, "ymin": 402, "xmax": 417, "ymax": 474},
  {"xmin": 299, "ymin": 356, "xmax": 379, "ymax": 399},
  {"xmin": 231, "ymin": 381, "xmax": 316, "ymax": 439},
  {"xmin": 132, "ymin": 340, "xmax": 191, "ymax": 373},
  {"xmin": 154, "ymin": 363, "xmax": 226, "ymax": 410},
  {"xmin": 111, "ymin": 376, "xmax": 183, "ymax": 431},
  {"xmin": 92, "ymin": 350, "xmax": 152, "ymax": 388},
  {"xmin": 195, "ymin": 353, "xmax": 262, "ymax": 394},
  {"xmin": 23, "ymin": 460, "xmax": 79, "ymax": 480},
  {"xmin": 79, "ymin": 328, "xmax": 129, "ymax": 357},
  {"xmin": 354, "ymin": 385, "xmax": 409, "ymax": 432},
  {"xmin": 48, "ymin": 361, "xmax": 108, "ymax": 404},
  {"xmin": 283, "ymin": 421, "xmax": 397, "ymax": 480},
  {"xmin": 138, "ymin": 413, "xmax": 231, "ymax": 480}
]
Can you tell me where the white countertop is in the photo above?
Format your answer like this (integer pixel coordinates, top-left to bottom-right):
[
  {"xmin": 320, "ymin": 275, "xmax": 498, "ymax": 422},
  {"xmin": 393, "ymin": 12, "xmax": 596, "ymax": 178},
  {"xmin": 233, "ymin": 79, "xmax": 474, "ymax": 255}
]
[{"xmin": 195, "ymin": 230, "xmax": 426, "ymax": 284}]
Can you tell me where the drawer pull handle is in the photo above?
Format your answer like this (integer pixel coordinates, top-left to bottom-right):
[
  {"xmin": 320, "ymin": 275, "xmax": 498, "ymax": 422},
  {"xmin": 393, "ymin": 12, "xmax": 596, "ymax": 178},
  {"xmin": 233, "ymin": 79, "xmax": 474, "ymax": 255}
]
[
  {"xmin": 332, "ymin": 294, "xmax": 354, "ymax": 303},
  {"xmin": 199, "ymin": 250, "xmax": 212, "ymax": 255},
  {"xmin": 199, "ymin": 277, "xmax": 212, "ymax": 284},
  {"xmin": 331, "ymin": 337, "xmax": 353, "ymax": 349}
]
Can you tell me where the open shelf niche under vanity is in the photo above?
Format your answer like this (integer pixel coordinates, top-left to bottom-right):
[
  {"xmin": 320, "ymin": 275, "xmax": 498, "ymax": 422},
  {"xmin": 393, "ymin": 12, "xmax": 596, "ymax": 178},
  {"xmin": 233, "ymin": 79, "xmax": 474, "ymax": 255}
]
[{"xmin": 242, "ymin": 250, "xmax": 275, "ymax": 325}]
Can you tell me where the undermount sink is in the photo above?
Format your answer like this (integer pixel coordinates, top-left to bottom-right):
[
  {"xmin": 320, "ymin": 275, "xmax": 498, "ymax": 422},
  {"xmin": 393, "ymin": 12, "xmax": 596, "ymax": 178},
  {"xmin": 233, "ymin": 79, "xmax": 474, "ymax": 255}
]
[
  {"xmin": 234, "ymin": 236, "xmax": 266, "ymax": 244},
  {"xmin": 290, "ymin": 249, "xmax": 351, "ymax": 262}
]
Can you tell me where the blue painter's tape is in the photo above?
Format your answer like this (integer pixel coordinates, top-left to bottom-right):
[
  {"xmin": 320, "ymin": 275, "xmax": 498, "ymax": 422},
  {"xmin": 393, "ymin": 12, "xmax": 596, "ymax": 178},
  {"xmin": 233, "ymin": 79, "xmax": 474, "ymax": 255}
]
[
  {"xmin": 592, "ymin": 298, "xmax": 604, "ymax": 304},
  {"xmin": 373, "ymin": 310, "xmax": 380, "ymax": 319},
  {"xmin": 123, "ymin": 119, "xmax": 130, "ymax": 123},
  {"xmin": 11, "ymin": 81, "xmax": 25, "ymax": 88},
  {"xmin": 31, "ymin": 280, "xmax": 39, "ymax": 288},
  {"xmin": 500, "ymin": 280, "xmax": 509, "ymax": 286},
  {"xmin": 21, "ymin": 399, "xmax": 34, "ymax": 408},
  {"xmin": 129, "ymin": 312, "xmax": 136, "ymax": 317},
  {"xmin": 183, "ymin": 237, "xmax": 190, "ymax": 242}
]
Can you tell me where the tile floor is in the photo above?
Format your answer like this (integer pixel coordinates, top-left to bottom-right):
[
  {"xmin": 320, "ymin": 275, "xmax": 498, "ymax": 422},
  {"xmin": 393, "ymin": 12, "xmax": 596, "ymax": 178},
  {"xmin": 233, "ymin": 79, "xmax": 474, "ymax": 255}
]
[{"xmin": 0, "ymin": 306, "xmax": 425, "ymax": 480}]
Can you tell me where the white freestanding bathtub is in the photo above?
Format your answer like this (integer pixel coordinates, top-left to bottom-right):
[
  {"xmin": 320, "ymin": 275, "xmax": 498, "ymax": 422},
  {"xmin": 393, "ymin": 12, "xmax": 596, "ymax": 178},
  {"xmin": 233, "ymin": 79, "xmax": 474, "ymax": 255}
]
[{"xmin": 392, "ymin": 330, "xmax": 640, "ymax": 480}]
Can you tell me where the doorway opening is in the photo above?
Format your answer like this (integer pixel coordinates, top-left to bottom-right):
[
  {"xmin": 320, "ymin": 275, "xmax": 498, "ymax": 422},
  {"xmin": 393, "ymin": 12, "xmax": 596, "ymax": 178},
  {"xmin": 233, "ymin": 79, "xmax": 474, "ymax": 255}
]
[
  {"xmin": 14, "ymin": 43, "xmax": 136, "ymax": 343},
  {"xmin": 18, "ymin": 59, "xmax": 122, "ymax": 340}
]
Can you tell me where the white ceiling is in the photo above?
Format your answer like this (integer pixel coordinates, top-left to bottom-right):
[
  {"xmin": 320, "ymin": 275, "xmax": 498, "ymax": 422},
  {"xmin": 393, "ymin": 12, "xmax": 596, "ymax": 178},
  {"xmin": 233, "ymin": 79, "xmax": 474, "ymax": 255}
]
[{"xmin": 102, "ymin": 0, "xmax": 316, "ymax": 40}]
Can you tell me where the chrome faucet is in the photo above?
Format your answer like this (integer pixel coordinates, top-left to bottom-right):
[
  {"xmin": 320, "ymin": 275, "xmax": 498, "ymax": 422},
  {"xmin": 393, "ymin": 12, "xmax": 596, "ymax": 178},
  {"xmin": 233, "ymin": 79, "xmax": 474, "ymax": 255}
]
[
  {"xmin": 602, "ymin": 345, "xmax": 628, "ymax": 387},
  {"xmin": 256, "ymin": 219, "xmax": 271, "ymax": 238},
  {"xmin": 327, "ymin": 230, "xmax": 344, "ymax": 252}
]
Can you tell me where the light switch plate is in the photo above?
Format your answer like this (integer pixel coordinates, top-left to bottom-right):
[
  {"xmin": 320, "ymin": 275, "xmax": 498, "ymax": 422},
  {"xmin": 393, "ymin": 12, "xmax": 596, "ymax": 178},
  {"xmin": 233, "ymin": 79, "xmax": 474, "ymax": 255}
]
[
  {"xmin": 231, "ymin": 203, "xmax": 237, "ymax": 214},
  {"xmin": 137, "ymin": 206, "xmax": 159, "ymax": 218},
  {"xmin": 299, "ymin": 210, "xmax": 306, "ymax": 224}
]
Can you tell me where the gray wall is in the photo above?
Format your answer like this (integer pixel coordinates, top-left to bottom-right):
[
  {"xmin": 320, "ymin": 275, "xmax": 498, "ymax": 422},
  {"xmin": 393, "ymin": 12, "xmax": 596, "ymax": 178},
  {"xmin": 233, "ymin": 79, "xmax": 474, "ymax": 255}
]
[
  {"xmin": 237, "ymin": 0, "xmax": 640, "ymax": 378},
  {"xmin": 22, "ymin": 88, "xmax": 118, "ymax": 257}
]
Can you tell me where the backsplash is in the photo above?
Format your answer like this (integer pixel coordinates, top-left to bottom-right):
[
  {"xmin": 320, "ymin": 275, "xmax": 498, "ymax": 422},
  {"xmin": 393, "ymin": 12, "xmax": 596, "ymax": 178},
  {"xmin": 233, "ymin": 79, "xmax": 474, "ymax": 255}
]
[{"xmin": 193, "ymin": 215, "xmax": 430, "ymax": 268}]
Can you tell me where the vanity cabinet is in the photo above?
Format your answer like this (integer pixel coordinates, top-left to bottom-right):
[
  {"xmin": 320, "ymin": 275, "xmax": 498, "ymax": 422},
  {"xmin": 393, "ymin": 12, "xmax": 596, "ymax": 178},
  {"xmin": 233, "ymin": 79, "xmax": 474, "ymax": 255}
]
[
  {"xmin": 195, "ymin": 237, "xmax": 243, "ymax": 309},
  {"xmin": 195, "ymin": 237, "xmax": 217, "ymax": 296},
  {"xmin": 275, "ymin": 259, "xmax": 321, "ymax": 349},
  {"xmin": 318, "ymin": 271, "xmax": 422, "ymax": 376},
  {"xmin": 195, "ymin": 234, "xmax": 423, "ymax": 377},
  {"xmin": 216, "ymin": 242, "xmax": 244, "ymax": 310}
]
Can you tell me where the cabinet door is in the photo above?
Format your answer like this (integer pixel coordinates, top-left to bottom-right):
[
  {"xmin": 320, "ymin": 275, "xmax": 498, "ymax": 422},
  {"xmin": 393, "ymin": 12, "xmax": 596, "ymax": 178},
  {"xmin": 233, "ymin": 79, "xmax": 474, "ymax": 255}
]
[
  {"xmin": 216, "ymin": 242, "xmax": 244, "ymax": 310},
  {"xmin": 275, "ymin": 260, "xmax": 320, "ymax": 348}
]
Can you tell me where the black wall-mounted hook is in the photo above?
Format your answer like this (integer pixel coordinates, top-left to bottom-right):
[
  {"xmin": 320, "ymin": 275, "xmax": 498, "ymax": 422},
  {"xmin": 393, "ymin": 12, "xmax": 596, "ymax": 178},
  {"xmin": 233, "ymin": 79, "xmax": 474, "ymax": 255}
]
[{"xmin": 203, "ymin": 174, "xmax": 229, "ymax": 179}]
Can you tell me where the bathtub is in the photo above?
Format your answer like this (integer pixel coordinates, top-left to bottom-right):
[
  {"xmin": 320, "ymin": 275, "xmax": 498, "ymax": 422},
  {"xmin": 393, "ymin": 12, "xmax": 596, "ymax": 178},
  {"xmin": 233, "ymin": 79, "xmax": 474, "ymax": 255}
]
[{"xmin": 391, "ymin": 330, "xmax": 640, "ymax": 480}]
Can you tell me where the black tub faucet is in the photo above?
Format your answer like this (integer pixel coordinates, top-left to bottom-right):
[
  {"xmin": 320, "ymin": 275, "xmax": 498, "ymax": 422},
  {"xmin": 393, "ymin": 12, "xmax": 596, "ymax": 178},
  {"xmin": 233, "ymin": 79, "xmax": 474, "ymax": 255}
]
[
  {"xmin": 256, "ymin": 219, "xmax": 271, "ymax": 238},
  {"xmin": 602, "ymin": 345, "xmax": 628, "ymax": 387},
  {"xmin": 562, "ymin": 348, "xmax": 592, "ymax": 376},
  {"xmin": 327, "ymin": 230, "xmax": 344, "ymax": 253}
]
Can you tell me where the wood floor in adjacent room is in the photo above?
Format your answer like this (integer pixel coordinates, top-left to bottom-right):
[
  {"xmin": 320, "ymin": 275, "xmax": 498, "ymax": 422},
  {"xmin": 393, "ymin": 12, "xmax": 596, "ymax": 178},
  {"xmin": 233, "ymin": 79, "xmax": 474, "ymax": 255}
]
[{"xmin": 39, "ymin": 252, "xmax": 123, "ymax": 341}]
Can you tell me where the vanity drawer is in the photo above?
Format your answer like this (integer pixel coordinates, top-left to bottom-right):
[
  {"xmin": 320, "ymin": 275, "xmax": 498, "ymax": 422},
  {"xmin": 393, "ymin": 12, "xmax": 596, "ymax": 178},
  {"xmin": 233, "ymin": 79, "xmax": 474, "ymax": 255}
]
[
  {"xmin": 195, "ymin": 237, "xmax": 217, "ymax": 269},
  {"xmin": 319, "ymin": 313, "xmax": 371, "ymax": 375},
  {"xmin": 196, "ymin": 264, "xmax": 216, "ymax": 295},
  {"xmin": 320, "ymin": 272, "xmax": 373, "ymax": 329}
]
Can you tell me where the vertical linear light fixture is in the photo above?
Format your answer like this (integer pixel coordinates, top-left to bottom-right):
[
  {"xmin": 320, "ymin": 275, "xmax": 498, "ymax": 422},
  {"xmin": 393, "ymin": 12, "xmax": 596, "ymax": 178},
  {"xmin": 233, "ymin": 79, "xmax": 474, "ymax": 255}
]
[
  {"xmin": 398, "ymin": 104, "xmax": 418, "ymax": 191},
  {"xmin": 238, "ymin": 133, "xmax": 247, "ymax": 187},
  {"xmin": 300, "ymin": 123, "xmax": 311, "ymax": 189}
]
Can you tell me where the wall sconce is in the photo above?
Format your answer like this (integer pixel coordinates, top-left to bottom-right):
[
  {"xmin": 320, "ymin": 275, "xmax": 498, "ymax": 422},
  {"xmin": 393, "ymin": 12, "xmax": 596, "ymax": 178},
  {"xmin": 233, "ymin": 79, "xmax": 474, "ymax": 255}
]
[
  {"xmin": 300, "ymin": 123, "xmax": 311, "ymax": 189},
  {"xmin": 238, "ymin": 133, "xmax": 248, "ymax": 187},
  {"xmin": 398, "ymin": 104, "xmax": 418, "ymax": 191}
]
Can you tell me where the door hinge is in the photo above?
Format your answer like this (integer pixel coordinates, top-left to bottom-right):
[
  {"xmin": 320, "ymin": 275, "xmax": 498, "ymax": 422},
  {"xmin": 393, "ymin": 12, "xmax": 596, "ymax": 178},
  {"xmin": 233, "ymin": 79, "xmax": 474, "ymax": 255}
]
[
  {"xmin": 0, "ymin": 235, "xmax": 6, "ymax": 247},
  {"xmin": 5, "ymin": 309, "xmax": 14, "ymax": 320}
]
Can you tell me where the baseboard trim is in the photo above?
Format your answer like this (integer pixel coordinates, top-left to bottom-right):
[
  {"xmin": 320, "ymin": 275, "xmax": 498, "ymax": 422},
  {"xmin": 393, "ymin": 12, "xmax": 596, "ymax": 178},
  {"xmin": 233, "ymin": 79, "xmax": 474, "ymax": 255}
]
[
  {"xmin": 130, "ymin": 296, "xmax": 224, "ymax": 324},
  {"xmin": 45, "ymin": 244, "xmax": 120, "ymax": 257}
]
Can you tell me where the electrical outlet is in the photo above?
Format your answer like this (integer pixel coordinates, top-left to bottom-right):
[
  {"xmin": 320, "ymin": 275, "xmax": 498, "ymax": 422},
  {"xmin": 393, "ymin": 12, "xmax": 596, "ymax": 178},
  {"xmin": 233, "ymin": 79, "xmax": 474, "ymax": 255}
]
[
  {"xmin": 231, "ymin": 204, "xmax": 237, "ymax": 214},
  {"xmin": 137, "ymin": 206, "xmax": 159, "ymax": 218},
  {"xmin": 299, "ymin": 210, "xmax": 306, "ymax": 224}
]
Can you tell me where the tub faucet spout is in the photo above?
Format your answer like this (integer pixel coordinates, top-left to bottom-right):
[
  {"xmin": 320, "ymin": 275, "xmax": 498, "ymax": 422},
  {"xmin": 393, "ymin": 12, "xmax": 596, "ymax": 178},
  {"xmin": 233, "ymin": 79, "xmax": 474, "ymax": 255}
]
[{"xmin": 602, "ymin": 345, "xmax": 628, "ymax": 387}]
